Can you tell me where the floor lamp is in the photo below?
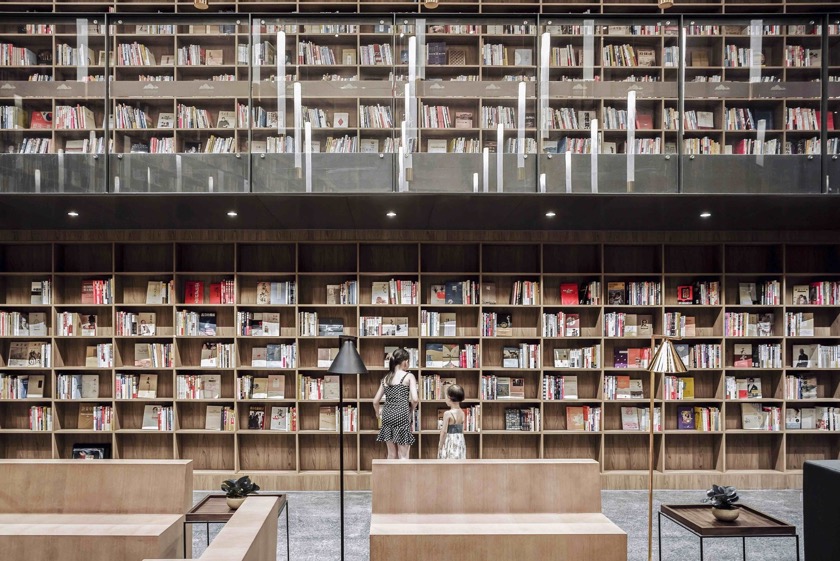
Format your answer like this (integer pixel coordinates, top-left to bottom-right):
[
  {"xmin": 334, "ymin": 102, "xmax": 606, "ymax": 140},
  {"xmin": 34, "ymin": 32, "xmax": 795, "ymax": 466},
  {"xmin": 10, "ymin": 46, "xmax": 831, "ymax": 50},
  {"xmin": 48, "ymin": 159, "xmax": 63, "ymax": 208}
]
[
  {"xmin": 327, "ymin": 335, "xmax": 368, "ymax": 561},
  {"xmin": 647, "ymin": 337, "xmax": 687, "ymax": 561}
]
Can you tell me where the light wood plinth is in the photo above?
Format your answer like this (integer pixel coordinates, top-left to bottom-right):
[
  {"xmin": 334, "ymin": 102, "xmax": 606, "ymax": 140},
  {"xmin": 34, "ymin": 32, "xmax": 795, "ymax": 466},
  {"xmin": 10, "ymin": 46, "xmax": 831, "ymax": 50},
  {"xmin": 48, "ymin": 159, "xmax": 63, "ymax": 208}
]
[
  {"xmin": 0, "ymin": 514, "xmax": 183, "ymax": 561},
  {"xmin": 371, "ymin": 514, "xmax": 626, "ymax": 561},
  {"xmin": 370, "ymin": 459, "xmax": 626, "ymax": 561}
]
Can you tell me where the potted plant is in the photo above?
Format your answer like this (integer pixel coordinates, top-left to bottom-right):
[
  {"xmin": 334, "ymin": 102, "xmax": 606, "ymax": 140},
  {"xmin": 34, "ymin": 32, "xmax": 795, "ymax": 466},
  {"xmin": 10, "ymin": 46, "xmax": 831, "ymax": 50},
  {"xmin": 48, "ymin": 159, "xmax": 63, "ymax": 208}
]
[
  {"xmin": 221, "ymin": 475, "xmax": 260, "ymax": 510},
  {"xmin": 703, "ymin": 484, "xmax": 740, "ymax": 522}
]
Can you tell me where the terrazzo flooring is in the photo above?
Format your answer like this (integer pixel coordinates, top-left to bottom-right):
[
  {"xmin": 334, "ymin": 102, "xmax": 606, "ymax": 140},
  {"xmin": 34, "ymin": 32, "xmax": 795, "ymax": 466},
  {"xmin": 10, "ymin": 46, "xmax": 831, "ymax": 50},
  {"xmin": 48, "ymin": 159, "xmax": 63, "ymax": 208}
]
[{"xmin": 191, "ymin": 489, "xmax": 805, "ymax": 560}]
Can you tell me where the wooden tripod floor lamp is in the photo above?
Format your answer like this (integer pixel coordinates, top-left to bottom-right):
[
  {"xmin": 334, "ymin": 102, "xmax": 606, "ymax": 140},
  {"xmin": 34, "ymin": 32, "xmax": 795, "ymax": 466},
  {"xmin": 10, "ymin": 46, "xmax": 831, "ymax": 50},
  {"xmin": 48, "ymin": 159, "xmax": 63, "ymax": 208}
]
[{"xmin": 646, "ymin": 338, "xmax": 687, "ymax": 561}]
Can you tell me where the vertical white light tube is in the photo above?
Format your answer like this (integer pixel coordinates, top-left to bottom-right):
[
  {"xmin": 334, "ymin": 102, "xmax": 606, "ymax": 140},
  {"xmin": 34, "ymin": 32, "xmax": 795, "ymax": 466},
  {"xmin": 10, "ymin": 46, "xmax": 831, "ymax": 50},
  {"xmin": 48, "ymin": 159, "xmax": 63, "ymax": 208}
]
[
  {"xmin": 756, "ymin": 118, "xmax": 766, "ymax": 167},
  {"xmin": 473, "ymin": 173, "xmax": 479, "ymax": 193},
  {"xmin": 277, "ymin": 30, "xmax": 286, "ymax": 130},
  {"xmin": 496, "ymin": 123, "xmax": 504, "ymax": 192},
  {"xmin": 76, "ymin": 18, "xmax": 88, "ymax": 83},
  {"xmin": 539, "ymin": 173, "xmax": 546, "ymax": 193},
  {"xmin": 304, "ymin": 121, "xmax": 312, "ymax": 192},
  {"xmin": 590, "ymin": 118, "xmax": 599, "ymax": 193},
  {"xmin": 252, "ymin": 23, "xmax": 261, "ymax": 86},
  {"xmin": 583, "ymin": 19, "xmax": 595, "ymax": 82},
  {"xmin": 398, "ymin": 145, "xmax": 405, "ymax": 192},
  {"xmin": 517, "ymin": 81, "xmax": 526, "ymax": 172},
  {"xmin": 540, "ymin": 32, "xmax": 550, "ymax": 141},
  {"xmin": 404, "ymin": 84, "xmax": 413, "ymax": 174},
  {"xmin": 293, "ymin": 82, "xmax": 302, "ymax": 172},
  {"xmin": 565, "ymin": 150, "xmax": 572, "ymax": 193},
  {"xmin": 750, "ymin": 19, "xmax": 763, "ymax": 84},
  {"xmin": 483, "ymin": 148, "xmax": 489, "ymax": 192},
  {"xmin": 627, "ymin": 90, "xmax": 636, "ymax": 192},
  {"xmin": 408, "ymin": 36, "xmax": 417, "ymax": 152}
]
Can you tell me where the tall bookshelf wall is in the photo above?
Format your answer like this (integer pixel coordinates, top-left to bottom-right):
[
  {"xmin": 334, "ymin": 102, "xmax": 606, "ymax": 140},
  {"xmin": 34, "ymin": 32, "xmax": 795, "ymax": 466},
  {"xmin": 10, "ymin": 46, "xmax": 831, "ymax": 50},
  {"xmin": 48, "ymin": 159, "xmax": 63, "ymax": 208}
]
[
  {"xmin": 1, "ymin": 237, "xmax": 839, "ymax": 489},
  {"xmin": 6, "ymin": 0, "xmax": 840, "ymax": 15}
]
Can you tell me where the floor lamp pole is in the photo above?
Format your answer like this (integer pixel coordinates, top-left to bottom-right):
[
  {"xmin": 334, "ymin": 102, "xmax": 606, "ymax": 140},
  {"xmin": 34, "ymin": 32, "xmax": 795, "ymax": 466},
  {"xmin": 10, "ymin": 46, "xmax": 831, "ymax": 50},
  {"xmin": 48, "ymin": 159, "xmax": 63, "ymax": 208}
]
[
  {"xmin": 648, "ymin": 358, "xmax": 655, "ymax": 561},
  {"xmin": 339, "ymin": 375, "xmax": 345, "ymax": 561}
]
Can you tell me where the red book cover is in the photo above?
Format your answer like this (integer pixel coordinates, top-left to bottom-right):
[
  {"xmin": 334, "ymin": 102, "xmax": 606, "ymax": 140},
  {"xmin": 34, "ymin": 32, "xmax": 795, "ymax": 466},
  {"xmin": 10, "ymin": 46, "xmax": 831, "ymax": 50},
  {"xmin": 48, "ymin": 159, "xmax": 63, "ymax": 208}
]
[
  {"xmin": 81, "ymin": 280, "xmax": 94, "ymax": 304},
  {"xmin": 560, "ymin": 283, "xmax": 578, "ymax": 306},
  {"xmin": 635, "ymin": 111, "xmax": 654, "ymax": 130},
  {"xmin": 30, "ymin": 111, "xmax": 52, "ymax": 130},
  {"xmin": 209, "ymin": 283, "xmax": 222, "ymax": 304},
  {"xmin": 185, "ymin": 281, "xmax": 204, "ymax": 304}
]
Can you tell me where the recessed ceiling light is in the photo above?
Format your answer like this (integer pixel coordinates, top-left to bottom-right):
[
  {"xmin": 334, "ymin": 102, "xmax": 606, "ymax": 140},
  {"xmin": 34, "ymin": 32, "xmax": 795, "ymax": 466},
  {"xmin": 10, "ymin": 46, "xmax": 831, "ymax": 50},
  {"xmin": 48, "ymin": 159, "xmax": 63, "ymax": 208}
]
[
  {"xmin": 386, "ymin": 211, "xmax": 397, "ymax": 218},
  {"xmin": 700, "ymin": 212, "xmax": 711, "ymax": 218},
  {"xmin": 545, "ymin": 211, "xmax": 556, "ymax": 218},
  {"xmin": 67, "ymin": 211, "xmax": 79, "ymax": 217},
  {"xmin": 227, "ymin": 211, "xmax": 238, "ymax": 217}
]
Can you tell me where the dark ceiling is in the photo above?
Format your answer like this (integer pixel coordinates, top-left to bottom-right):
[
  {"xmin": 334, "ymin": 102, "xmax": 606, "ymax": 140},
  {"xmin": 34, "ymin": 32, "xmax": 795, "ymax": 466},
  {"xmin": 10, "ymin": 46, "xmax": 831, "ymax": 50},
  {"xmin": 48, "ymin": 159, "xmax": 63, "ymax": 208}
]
[{"xmin": 0, "ymin": 193, "xmax": 838, "ymax": 231}]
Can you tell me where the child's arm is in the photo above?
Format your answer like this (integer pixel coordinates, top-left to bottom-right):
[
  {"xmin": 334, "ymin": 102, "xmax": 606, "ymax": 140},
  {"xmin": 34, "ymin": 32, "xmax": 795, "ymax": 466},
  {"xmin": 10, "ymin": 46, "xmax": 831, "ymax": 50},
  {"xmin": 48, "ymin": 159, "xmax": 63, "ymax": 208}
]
[
  {"xmin": 408, "ymin": 373, "xmax": 420, "ymax": 409},
  {"xmin": 438, "ymin": 410, "xmax": 450, "ymax": 451},
  {"xmin": 372, "ymin": 382, "xmax": 385, "ymax": 419}
]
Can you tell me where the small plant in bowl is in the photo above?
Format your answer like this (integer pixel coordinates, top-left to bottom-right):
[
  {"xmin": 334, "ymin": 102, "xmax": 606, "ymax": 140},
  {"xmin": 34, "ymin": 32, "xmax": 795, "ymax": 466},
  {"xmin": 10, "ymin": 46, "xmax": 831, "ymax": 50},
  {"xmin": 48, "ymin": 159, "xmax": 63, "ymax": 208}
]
[
  {"xmin": 221, "ymin": 475, "xmax": 260, "ymax": 510},
  {"xmin": 703, "ymin": 484, "xmax": 740, "ymax": 522}
]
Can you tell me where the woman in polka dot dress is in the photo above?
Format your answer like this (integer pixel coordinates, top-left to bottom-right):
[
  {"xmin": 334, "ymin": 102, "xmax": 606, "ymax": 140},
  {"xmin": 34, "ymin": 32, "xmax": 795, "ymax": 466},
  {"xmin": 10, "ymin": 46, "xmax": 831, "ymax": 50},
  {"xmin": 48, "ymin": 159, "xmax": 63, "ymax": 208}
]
[{"xmin": 373, "ymin": 348, "xmax": 419, "ymax": 459}]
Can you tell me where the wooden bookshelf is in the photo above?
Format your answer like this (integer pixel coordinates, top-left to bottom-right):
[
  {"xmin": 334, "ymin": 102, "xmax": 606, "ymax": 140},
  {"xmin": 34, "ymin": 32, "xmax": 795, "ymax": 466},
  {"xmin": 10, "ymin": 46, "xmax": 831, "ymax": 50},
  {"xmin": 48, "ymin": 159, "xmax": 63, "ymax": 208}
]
[
  {"xmin": 3, "ymin": 0, "xmax": 840, "ymax": 16},
  {"xmin": 2, "ymin": 236, "xmax": 840, "ymax": 489},
  {"xmin": 1, "ymin": 12, "xmax": 839, "ymax": 161}
]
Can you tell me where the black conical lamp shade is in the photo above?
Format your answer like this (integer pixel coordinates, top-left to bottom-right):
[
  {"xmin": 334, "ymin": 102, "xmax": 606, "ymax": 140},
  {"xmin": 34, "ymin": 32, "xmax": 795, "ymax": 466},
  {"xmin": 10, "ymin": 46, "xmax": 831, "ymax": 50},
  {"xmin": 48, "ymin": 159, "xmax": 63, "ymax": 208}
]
[{"xmin": 328, "ymin": 336, "xmax": 369, "ymax": 375}]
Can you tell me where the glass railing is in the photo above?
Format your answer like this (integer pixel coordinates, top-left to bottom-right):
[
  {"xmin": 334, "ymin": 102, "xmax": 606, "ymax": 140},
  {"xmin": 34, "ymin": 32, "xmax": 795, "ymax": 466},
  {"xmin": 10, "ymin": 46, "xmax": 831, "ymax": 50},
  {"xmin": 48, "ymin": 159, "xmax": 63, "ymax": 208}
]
[{"xmin": 0, "ymin": 13, "xmax": 838, "ymax": 194}]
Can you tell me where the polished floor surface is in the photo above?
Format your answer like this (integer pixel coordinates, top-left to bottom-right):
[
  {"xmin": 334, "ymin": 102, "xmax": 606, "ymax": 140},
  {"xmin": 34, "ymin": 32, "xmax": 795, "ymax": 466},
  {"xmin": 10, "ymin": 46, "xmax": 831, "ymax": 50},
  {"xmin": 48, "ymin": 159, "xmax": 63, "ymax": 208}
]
[{"xmin": 191, "ymin": 489, "xmax": 804, "ymax": 561}]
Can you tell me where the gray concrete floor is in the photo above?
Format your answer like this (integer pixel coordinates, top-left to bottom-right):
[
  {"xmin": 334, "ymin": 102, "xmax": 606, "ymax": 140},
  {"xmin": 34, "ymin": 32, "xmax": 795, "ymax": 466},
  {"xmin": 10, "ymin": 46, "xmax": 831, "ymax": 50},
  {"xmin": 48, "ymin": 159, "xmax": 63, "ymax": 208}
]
[{"xmin": 192, "ymin": 489, "xmax": 804, "ymax": 561}]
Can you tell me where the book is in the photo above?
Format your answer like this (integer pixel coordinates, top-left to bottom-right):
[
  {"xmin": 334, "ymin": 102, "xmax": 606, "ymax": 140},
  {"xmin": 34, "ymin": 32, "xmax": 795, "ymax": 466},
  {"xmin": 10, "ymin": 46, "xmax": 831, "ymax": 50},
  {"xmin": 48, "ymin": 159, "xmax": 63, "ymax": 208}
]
[
  {"xmin": 247, "ymin": 405, "xmax": 266, "ymax": 429},
  {"xmin": 27, "ymin": 375, "xmax": 45, "ymax": 398},
  {"xmin": 137, "ymin": 374, "xmax": 158, "ymax": 399},
  {"xmin": 269, "ymin": 406, "xmax": 292, "ymax": 431},
  {"xmin": 430, "ymin": 284, "xmax": 446, "ymax": 305},
  {"xmin": 317, "ymin": 347, "xmax": 339, "ymax": 368},
  {"xmin": 360, "ymin": 139, "xmax": 378, "ymax": 153},
  {"xmin": 319, "ymin": 406, "xmax": 337, "ymax": 431},
  {"xmin": 741, "ymin": 403, "xmax": 765, "ymax": 430},
  {"xmin": 427, "ymin": 139, "xmax": 448, "ymax": 153},
  {"xmin": 608, "ymin": 282, "xmax": 625, "ymax": 305},
  {"xmin": 792, "ymin": 344, "xmax": 818, "ymax": 368},
  {"xmin": 371, "ymin": 281, "xmax": 390, "ymax": 304},
  {"xmin": 28, "ymin": 313, "xmax": 47, "ymax": 336},
  {"xmin": 566, "ymin": 406, "xmax": 585, "ymax": 430},
  {"xmin": 733, "ymin": 343, "xmax": 753, "ymax": 368},
  {"xmin": 77, "ymin": 404, "xmax": 95, "ymax": 430},
  {"xmin": 509, "ymin": 377, "xmax": 525, "ymax": 399},
  {"xmin": 79, "ymin": 314, "xmax": 97, "ymax": 336},
  {"xmin": 206, "ymin": 405, "xmax": 225, "ymax": 430},
  {"xmin": 206, "ymin": 49, "xmax": 223, "ymax": 65},
  {"xmin": 564, "ymin": 314, "xmax": 580, "ymax": 337},
  {"xmin": 142, "ymin": 405, "xmax": 162, "ymax": 429},
  {"xmin": 251, "ymin": 377, "xmax": 269, "ymax": 399},
  {"xmin": 251, "ymin": 347, "xmax": 267, "ymax": 367},
  {"xmin": 201, "ymin": 374, "xmax": 221, "ymax": 399},
  {"xmin": 677, "ymin": 406, "xmax": 696, "ymax": 430},
  {"xmin": 342, "ymin": 48, "xmax": 357, "ymax": 65},
  {"xmin": 333, "ymin": 112, "xmax": 349, "ymax": 128},
  {"xmin": 502, "ymin": 347, "xmax": 520, "ymax": 368},
  {"xmin": 792, "ymin": 285, "xmax": 810, "ymax": 305},
  {"xmin": 739, "ymin": 283, "xmax": 757, "ymax": 305},
  {"xmin": 636, "ymin": 49, "xmax": 656, "ymax": 67},
  {"xmin": 156, "ymin": 113, "xmax": 174, "ymax": 128},
  {"xmin": 323, "ymin": 375, "xmax": 340, "ymax": 399},
  {"xmin": 200, "ymin": 342, "xmax": 218, "ymax": 367},
  {"xmin": 621, "ymin": 407, "xmax": 640, "ymax": 430},
  {"xmin": 81, "ymin": 374, "xmax": 99, "ymax": 399},
  {"xmin": 318, "ymin": 317, "xmax": 344, "ymax": 337},
  {"xmin": 267, "ymin": 374, "xmax": 285, "ymax": 399},
  {"xmin": 198, "ymin": 312, "xmax": 217, "ymax": 336},
  {"xmin": 216, "ymin": 111, "xmax": 236, "ymax": 129},
  {"xmin": 560, "ymin": 283, "xmax": 578, "ymax": 305}
]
